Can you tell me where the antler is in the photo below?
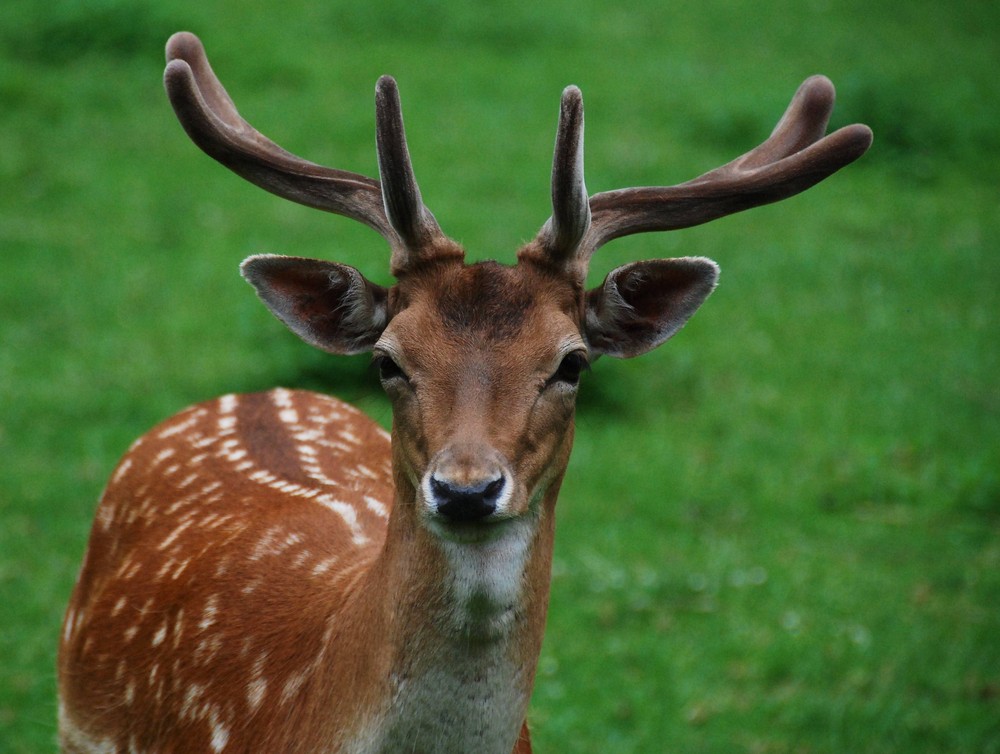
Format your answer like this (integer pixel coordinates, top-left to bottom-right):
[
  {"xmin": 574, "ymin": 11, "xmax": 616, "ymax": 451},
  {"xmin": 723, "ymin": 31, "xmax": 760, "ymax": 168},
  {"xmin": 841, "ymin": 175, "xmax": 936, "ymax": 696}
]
[
  {"xmin": 533, "ymin": 75, "xmax": 873, "ymax": 274},
  {"xmin": 165, "ymin": 33, "xmax": 871, "ymax": 281},
  {"xmin": 163, "ymin": 32, "xmax": 450, "ymax": 273},
  {"xmin": 540, "ymin": 86, "xmax": 591, "ymax": 261}
]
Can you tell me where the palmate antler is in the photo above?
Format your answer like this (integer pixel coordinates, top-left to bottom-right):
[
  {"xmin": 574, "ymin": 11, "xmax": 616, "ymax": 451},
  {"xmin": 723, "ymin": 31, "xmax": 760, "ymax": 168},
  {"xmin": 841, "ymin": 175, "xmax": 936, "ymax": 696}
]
[{"xmin": 164, "ymin": 32, "xmax": 872, "ymax": 282}]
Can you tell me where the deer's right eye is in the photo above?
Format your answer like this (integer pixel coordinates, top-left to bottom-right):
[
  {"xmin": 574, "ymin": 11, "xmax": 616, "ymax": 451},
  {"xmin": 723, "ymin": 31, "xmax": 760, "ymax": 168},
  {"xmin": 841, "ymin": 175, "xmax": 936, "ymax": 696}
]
[{"xmin": 374, "ymin": 354, "xmax": 409, "ymax": 385}]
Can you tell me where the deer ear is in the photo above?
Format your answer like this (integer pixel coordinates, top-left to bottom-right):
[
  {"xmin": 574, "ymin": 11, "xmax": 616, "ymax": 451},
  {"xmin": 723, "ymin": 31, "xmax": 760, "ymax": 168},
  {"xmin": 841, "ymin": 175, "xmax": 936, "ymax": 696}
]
[
  {"xmin": 584, "ymin": 257, "xmax": 719, "ymax": 358},
  {"xmin": 241, "ymin": 254, "xmax": 389, "ymax": 355}
]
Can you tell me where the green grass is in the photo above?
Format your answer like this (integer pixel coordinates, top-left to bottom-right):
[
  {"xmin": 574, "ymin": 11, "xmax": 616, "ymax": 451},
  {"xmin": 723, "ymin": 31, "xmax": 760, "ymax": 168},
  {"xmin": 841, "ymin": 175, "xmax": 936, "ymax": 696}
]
[{"xmin": 2, "ymin": 0, "xmax": 998, "ymax": 751}]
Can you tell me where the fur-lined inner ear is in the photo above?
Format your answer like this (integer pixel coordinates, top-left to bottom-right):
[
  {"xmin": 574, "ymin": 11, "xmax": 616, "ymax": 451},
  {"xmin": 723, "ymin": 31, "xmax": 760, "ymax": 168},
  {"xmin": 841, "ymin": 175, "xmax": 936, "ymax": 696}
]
[
  {"xmin": 241, "ymin": 254, "xmax": 388, "ymax": 355},
  {"xmin": 585, "ymin": 257, "xmax": 719, "ymax": 358}
]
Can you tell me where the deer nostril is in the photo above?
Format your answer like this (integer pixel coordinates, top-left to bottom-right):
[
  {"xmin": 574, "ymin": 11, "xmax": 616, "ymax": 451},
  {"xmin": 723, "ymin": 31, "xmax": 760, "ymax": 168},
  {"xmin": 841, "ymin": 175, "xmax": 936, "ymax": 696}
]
[{"xmin": 430, "ymin": 474, "xmax": 505, "ymax": 522}]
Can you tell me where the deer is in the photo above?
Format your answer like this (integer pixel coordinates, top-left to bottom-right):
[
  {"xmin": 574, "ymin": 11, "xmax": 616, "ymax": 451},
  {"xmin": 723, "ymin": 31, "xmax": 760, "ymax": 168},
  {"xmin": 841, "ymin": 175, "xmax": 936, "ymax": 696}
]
[{"xmin": 57, "ymin": 31, "xmax": 872, "ymax": 754}]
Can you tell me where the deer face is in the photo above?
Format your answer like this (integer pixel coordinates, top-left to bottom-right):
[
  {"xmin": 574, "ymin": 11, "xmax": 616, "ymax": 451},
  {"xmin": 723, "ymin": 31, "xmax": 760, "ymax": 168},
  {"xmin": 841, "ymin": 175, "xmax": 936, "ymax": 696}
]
[{"xmin": 375, "ymin": 261, "xmax": 585, "ymax": 536}]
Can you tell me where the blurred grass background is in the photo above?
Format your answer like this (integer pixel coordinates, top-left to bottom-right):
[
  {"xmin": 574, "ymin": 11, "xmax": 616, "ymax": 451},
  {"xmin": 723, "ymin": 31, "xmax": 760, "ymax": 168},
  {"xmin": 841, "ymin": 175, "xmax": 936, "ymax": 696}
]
[{"xmin": 2, "ymin": 0, "xmax": 998, "ymax": 751}]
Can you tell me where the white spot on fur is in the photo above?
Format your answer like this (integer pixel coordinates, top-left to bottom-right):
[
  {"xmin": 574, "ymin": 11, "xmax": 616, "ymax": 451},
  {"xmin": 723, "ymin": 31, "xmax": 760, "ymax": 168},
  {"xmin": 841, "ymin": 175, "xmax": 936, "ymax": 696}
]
[
  {"xmin": 177, "ymin": 472, "xmax": 200, "ymax": 489},
  {"xmin": 173, "ymin": 608, "xmax": 186, "ymax": 648},
  {"xmin": 172, "ymin": 558, "xmax": 192, "ymax": 580},
  {"xmin": 181, "ymin": 684, "xmax": 204, "ymax": 717},
  {"xmin": 317, "ymin": 495, "xmax": 369, "ymax": 545},
  {"xmin": 155, "ymin": 558, "xmax": 176, "ymax": 580},
  {"xmin": 250, "ymin": 469, "xmax": 278, "ymax": 485},
  {"xmin": 152, "ymin": 622, "xmax": 167, "ymax": 647},
  {"xmin": 63, "ymin": 608, "xmax": 77, "ymax": 643},
  {"xmin": 210, "ymin": 716, "xmax": 229, "ymax": 752},
  {"xmin": 111, "ymin": 458, "xmax": 133, "ymax": 485},
  {"xmin": 300, "ymin": 459, "xmax": 342, "ymax": 488},
  {"xmin": 312, "ymin": 557, "xmax": 338, "ymax": 576},
  {"xmin": 152, "ymin": 447, "xmax": 176, "ymax": 467},
  {"xmin": 272, "ymin": 388, "xmax": 294, "ymax": 408},
  {"xmin": 282, "ymin": 669, "xmax": 309, "ymax": 702},
  {"xmin": 159, "ymin": 519, "xmax": 194, "ymax": 550},
  {"xmin": 364, "ymin": 495, "xmax": 389, "ymax": 518},
  {"xmin": 247, "ymin": 677, "xmax": 267, "ymax": 712},
  {"xmin": 96, "ymin": 503, "xmax": 115, "ymax": 531},
  {"xmin": 250, "ymin": 528, "xmax": 280, "ymax": 560},
  {"xmin": 266, "ymin": 479, "xmax": 321, "ymax": 498},
  {"xmin": 157, "ymin": 410, "xmax": 205, "ymax": 439},
  {"xmin": 122, "ymin": 559, "xmax": 142, "ymax": 580},
  {"xmin": 199, "ymin": 595, "xmax": 219, "ymax": 631}
]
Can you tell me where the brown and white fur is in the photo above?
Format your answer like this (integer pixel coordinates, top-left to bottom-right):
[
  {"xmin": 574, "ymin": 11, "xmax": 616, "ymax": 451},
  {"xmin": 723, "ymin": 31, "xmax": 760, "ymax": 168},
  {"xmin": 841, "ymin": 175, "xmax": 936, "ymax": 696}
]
[{"xmin": 58, "ymin": 32, "xmax": 871, "ymax": 754}]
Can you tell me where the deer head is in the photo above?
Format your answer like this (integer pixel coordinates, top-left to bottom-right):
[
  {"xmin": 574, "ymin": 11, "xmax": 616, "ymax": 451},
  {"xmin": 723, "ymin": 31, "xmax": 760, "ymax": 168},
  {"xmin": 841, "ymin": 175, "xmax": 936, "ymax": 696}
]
[{"xmin": 164, "ymin": 32, "xmax": 871, "ymax": 540}]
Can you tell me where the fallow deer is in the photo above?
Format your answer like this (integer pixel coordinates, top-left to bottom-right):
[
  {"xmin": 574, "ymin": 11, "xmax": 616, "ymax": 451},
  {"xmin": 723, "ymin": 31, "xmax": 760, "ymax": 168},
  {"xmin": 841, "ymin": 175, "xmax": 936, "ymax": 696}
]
[{"xmin": 58, "ymin": 31, "xmax": 872, "ymax": 754}]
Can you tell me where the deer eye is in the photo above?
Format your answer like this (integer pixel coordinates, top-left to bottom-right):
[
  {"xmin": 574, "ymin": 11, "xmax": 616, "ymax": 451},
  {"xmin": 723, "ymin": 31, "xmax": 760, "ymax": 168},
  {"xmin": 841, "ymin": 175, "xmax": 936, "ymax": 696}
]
[
  {"xmin": 547, "ymin": 351, "xmax": 590, "ymax": 388},
  {"xmin": 373, "ymin": 353, "xmax": 409, "ymax": 385}
]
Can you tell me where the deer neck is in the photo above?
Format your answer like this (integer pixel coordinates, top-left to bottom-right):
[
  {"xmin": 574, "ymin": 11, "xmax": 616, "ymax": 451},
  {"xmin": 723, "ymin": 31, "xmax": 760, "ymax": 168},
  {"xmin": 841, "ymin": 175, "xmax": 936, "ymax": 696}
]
[{"xmin": 342, "ymin": 467, "xmax": 560, "ymax": 754}]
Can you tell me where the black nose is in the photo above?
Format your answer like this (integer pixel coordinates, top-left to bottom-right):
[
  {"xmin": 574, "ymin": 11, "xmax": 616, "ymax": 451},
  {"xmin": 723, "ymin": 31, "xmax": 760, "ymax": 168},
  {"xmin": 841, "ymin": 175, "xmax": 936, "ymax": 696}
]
[{"xmin": 430, "ymin": 475, "xmax": 505, "ymax": 522}]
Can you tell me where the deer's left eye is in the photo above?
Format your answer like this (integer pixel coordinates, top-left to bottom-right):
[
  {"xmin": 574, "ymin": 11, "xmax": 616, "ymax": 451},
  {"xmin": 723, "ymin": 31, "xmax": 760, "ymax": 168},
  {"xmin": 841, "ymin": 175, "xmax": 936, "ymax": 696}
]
[{"xmin": 547, "ymin": 351, "xmax": 590, "ymax": 388}]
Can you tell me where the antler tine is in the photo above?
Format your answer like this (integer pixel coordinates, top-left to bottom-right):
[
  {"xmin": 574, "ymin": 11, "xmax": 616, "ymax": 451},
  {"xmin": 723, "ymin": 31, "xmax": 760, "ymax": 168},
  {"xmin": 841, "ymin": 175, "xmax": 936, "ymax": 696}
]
[
  {"xmin": 538, "ymin": 86, "xmax": 591, "ymax": 266},
  {"xmin": 163, "ymin": 32, "xmax": 398, "ymax": 244},
  {"xmin": 725, "ymin": 74, "xmax": 839, "ymax": 171},
  {"xmin": 374, "ymin": 76, "xmax": 453, "ymax": 273},
  {"xmin": 575, "ymin": 75, "xmax": 873, "ymax": 259}
]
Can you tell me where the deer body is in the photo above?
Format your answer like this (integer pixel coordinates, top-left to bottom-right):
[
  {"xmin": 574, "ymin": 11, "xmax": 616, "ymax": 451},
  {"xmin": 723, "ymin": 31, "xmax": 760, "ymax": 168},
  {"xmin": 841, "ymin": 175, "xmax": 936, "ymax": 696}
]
[
  {"xmin": 60, "ymin": 387, "xmax": 541, "ymax": 753},
  {"xmin": 58, "ymin": 32, "xmax": 870, "ymax": 753}
]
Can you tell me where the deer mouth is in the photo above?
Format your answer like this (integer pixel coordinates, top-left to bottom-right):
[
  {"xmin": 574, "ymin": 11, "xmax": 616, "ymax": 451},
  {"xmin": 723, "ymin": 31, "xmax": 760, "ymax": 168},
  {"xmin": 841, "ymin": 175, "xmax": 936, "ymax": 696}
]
[{"xmin": 425, "ymin": 505, "xmax": 532, "ymax": 546}]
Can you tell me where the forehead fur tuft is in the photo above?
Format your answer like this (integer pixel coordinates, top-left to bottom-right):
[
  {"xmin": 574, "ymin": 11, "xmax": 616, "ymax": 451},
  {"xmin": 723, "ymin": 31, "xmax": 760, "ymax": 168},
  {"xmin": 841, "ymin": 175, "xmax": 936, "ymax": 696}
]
[{"xmin": 434, "ymin": 262, "xmax": 536, "ymax": 340}]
